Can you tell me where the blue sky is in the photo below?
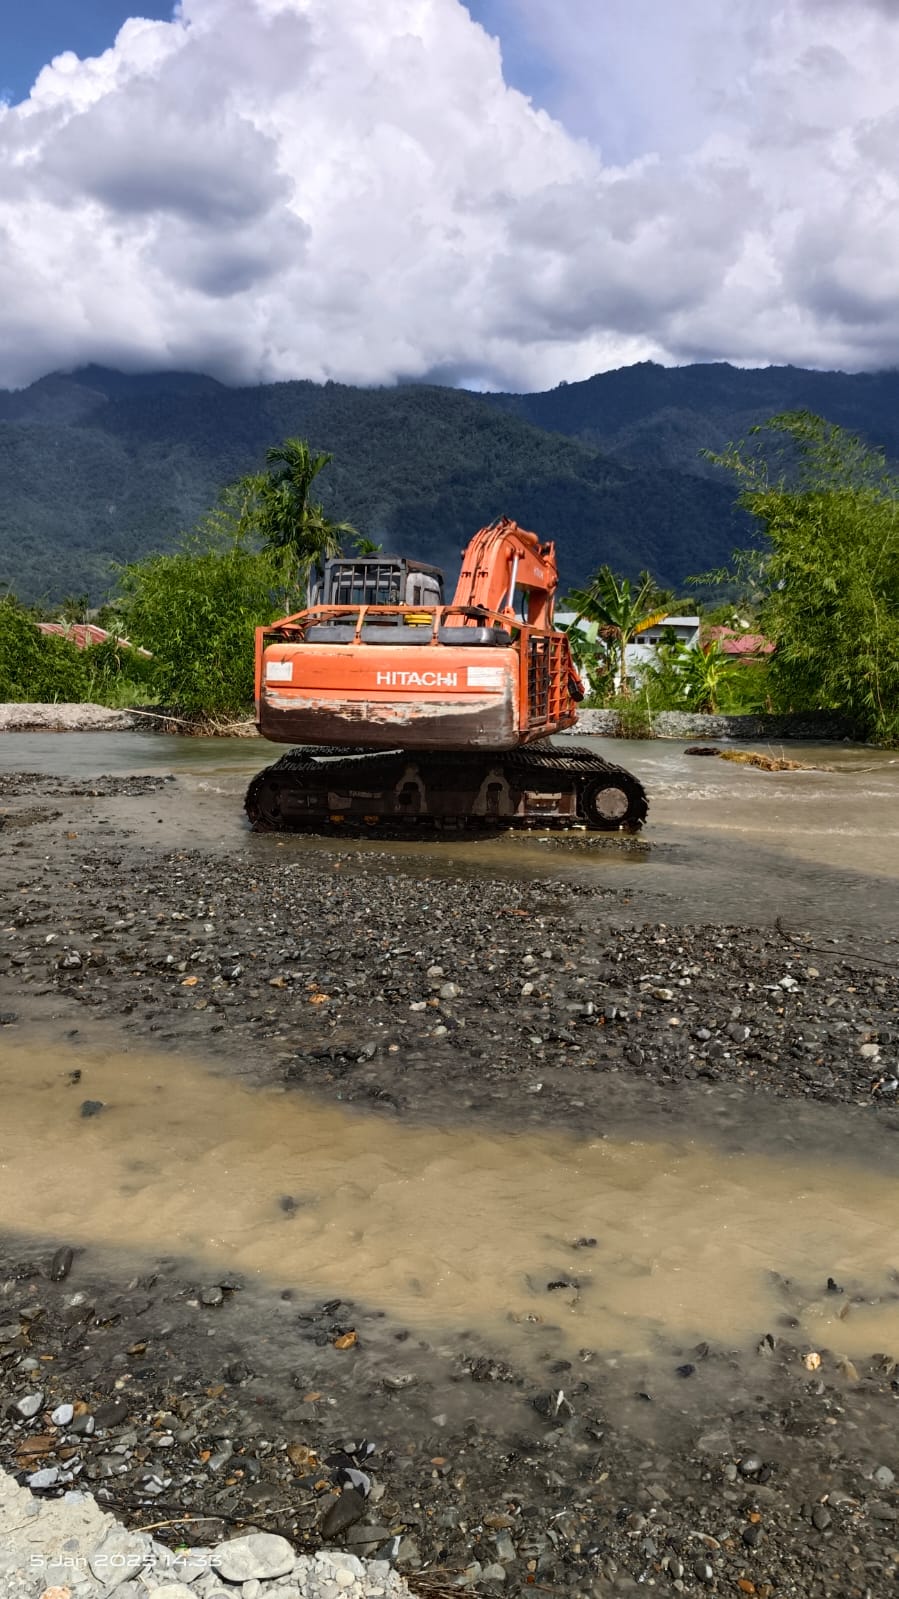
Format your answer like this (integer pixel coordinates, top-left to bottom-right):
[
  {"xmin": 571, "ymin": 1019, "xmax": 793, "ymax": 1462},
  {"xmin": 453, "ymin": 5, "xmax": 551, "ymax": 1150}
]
[
  {"xmin": 0, "ymin": 1, "xmax": 642, "ymax": 163},
  {"xmin": 1, "ymin": 1, "xmax": 175, "ymax": 102},
  {"xmin": 3, "ymin": 0, "xmax": 558, "ymax": 131}
]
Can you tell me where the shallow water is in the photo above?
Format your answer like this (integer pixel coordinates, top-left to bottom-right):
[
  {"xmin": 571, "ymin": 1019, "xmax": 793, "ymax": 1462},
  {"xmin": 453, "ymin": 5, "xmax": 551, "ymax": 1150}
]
[
  {"xmin": 2, "ymin": 1037, "xmax": 898, "ymax": 1364},
  {"xmin": 3, "ymin": 731, "xmax": 898, "ymax": 936}
]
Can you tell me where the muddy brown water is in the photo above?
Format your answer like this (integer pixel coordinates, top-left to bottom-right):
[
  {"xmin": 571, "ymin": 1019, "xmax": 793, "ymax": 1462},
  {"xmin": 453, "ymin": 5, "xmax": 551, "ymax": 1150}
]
[{"xmin": 3, "ymin": 1037, "xmax": 899, "ymax": 1367}]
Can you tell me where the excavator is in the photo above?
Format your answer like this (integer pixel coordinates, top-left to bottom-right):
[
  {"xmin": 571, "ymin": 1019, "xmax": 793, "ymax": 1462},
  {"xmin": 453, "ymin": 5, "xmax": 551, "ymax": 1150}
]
[{"xmin": 245, "ymin": 516, "xmax": 648, "ymax": 832}]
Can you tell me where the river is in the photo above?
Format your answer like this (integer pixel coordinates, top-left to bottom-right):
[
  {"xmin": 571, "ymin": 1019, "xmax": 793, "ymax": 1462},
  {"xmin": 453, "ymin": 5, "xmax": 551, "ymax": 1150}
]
[{"xmin": 3, "ymin": 729, "xmax": 897, "ymax": 936}]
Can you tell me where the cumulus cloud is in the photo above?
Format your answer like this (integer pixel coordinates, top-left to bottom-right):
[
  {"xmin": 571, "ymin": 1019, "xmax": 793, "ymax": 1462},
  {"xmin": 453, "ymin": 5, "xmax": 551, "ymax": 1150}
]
[{"xmin": 1, "ymin": 0, "xmax": 899, "ymax": 390}]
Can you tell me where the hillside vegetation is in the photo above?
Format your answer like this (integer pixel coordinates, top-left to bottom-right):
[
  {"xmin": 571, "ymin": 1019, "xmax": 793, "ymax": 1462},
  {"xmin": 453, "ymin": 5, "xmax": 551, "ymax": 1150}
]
[{"xmin": 3, "ymin": 360, "xmax": 899, "ymax": 602}]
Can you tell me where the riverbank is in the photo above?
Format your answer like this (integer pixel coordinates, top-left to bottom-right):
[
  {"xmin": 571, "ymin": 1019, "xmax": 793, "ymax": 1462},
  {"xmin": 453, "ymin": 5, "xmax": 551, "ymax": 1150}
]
[
  {"xmin": 0, "ymin": 703, "xmax": 258, "ymax": 735},
  {"xmin": 571, "ymin": 710, "xmax": 863, "ymax": 742},
  {"xmin": 0, "ymin": 703, "xmax": 867, "ymax": 742},
  {"xmin": 2, "ymin": 765, "xmax": 898, "ymax": 1597}
]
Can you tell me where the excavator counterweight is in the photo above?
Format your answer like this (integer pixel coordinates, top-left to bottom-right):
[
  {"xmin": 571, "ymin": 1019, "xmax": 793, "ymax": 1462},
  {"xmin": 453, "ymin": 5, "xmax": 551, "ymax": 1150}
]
[{"xmin": 245, "ymin": 518, "xmax": 648, "ymax": 832}]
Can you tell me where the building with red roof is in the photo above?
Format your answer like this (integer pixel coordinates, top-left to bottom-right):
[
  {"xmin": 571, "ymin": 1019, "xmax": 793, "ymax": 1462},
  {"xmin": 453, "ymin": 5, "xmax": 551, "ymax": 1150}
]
[{"xmin": 708, "ymin": 627, "xmax": 774, "ymax": 659}]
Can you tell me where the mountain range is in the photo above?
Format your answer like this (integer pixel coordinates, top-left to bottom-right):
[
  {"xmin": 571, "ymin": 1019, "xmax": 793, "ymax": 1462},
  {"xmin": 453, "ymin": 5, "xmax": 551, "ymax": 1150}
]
[{"xmin": 3, "ymin": 360, "xmax": 898, "ymax": 603}]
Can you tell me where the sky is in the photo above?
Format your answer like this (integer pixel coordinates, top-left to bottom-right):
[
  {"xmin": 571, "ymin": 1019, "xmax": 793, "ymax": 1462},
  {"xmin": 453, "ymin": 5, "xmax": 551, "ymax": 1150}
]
[{"xmin": 1, "ymin": 0, "xmax": 899, "ymax": 392}]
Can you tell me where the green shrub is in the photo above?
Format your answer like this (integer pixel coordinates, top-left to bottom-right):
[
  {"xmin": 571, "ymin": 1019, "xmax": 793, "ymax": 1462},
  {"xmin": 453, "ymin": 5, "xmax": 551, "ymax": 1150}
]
[
  {"xmin": 0, "ymin": 596, "xmax": 92, "ymax": 701},
  {"xmin": 122, "ymin": 542, "xmax": 287, "ymax": 720}
]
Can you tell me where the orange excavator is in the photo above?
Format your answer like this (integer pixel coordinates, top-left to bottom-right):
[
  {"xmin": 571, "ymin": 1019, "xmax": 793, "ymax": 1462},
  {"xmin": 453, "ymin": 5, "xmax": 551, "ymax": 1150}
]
[{"xmin": 245, "ymin": 516, "xmax": 647, "ymax": 831}]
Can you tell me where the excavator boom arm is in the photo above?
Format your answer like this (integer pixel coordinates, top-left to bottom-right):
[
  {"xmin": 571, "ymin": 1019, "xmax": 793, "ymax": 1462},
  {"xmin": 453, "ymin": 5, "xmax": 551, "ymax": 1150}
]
[{"xmin": 450, "ymin": 516, "xmax": 559, "ymax": 629}]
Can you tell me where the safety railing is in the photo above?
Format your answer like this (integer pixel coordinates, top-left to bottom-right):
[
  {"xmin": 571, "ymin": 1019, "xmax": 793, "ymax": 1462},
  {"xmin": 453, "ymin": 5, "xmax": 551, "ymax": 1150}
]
[{"xmin": 261, "ymin": 602, "xmax": 528, "ymax": 646}]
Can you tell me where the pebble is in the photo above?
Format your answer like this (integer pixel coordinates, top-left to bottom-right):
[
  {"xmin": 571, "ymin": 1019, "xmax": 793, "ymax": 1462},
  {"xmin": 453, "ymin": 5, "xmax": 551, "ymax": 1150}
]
[
  {"xmin": 27, "ymin": 1467, "xmax": 60, "ymax": 1489},
  {"xmin": 52, "ymin": 1403, "xmax": 75, "ymax": 1427},
  {"xmin": 200, "ymin": 1286, "xmax": 225, "ymax": 1308},
  {"xmin": 873, "ymin": 1465, "xmax": 895, "ymax": 1489},
  {"xmin": 211, "ymin": 1533, "xmax": 296, "ymax": 1582},
  {"xmin": 16, "ymin": 1391, "xmax": 44, "ymax": 1418},
  {"xmin": 88, "ymin": 1528, "xmax": 153, "ymax": 1584},
  {"xmin": 322, "ymin": 1488, "xmax": 367, "ymax": 1538},
  {"xmin": 50, "ymin": 1247, "xmax": 75, "ymax": 1282}
]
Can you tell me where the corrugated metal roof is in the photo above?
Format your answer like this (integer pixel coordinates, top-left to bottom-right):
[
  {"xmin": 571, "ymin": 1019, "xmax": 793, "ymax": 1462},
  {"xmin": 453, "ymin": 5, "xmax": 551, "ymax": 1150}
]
[{"xmin": 36, "ymin": 622, "xmax": 152, "ymax": 657}]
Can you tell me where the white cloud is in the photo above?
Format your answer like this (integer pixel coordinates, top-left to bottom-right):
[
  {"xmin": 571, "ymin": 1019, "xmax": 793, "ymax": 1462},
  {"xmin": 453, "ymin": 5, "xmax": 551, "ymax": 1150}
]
[{"xmin": 1, "ymin": 0, "xmax": 899, "ymax": 391}]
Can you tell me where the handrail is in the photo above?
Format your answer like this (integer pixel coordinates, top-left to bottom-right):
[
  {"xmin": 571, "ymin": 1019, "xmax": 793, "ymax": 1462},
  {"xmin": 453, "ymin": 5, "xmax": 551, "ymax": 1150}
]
[{"xmin": 262, "ymin": 602, "xmax": 547, "ymax": 641}]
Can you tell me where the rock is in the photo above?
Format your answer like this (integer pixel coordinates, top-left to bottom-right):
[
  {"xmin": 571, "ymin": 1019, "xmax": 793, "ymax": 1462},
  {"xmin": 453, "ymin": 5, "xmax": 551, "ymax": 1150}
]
[
  {"xmin": 16, "ymin": 1391, "xmax": 44, "ymax": 1418},
  {"xmin": 481, "ymin": 1563, "xmax": 507, "ymax": 1581},
  {"xmin": 50, "ymin": 1247, "xmax": 75, "ymax": 1281},
  {"xmin": 200, "ymin": 1286, "xmax": 224, "ymax": 1307},
  {"xmin": 812, "ymin": 1505, "xmax": 832, "ymax": 1530},
  {"xmin": 346, "ymin": 1524, "xmax": 390, "ymax": 1548},
  {"xmin": 27, "ymin": 1466, "xmax": 60, "ymax": 1488},
  {"xmin": 144, "ymin": 1587, "xmax": 196, "ymax": 1599},
  {"xmin": 89, "ymin": 1528, "xmax": 153, "ymax": 1586},
  {"xmin": 739, "ymin": 1455, "xmax": 763, "ymax": 1477},
  {"xmin": 321, "ymin": 1488, "xmax": 366, "ymax": 1538},
  {"xmin": 211, "ymin": 1533, "xmax": 296, "ymax": 1582},
  {"xmin": 51, "ymin": 1403, "xmax": 75, "ymax": 1427},
  {"xmin": 79, "ymin": 1100, "xmax": 104, "ymax": 1118},
  {"xmin": 873, "ymin": 1465, "xmax": 895, "ymax": 1489},
  {"xmin": 494, "ymin": 1532, "xmax": 516, "ymax": 1562}
]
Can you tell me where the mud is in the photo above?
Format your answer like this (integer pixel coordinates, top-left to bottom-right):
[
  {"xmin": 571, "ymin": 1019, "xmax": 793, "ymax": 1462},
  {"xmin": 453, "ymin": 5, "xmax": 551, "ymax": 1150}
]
[{"xmin": 1, "ymin": 764, "xmax": 899, "ymax": 1596}]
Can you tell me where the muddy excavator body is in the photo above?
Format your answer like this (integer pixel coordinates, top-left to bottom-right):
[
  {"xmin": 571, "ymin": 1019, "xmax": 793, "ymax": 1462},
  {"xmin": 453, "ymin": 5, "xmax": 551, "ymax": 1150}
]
[{"xmin": 245, "ymin": 518, "xmax": 648, "ymax": 832}]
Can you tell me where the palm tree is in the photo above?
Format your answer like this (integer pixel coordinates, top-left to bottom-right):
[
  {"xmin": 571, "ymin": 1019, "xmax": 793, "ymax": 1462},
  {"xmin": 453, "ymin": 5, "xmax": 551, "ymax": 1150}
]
[
  {"xmin": 240, "ymin": 439, "xmax": 357, "ymax": 590},
  {"xmin": 566, "ymin": 566, "xmax": 672, "ymax": 695}
]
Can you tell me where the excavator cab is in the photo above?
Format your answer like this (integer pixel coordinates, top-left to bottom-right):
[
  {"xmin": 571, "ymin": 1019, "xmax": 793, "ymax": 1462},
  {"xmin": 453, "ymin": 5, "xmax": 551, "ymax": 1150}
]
[{"xmin": 311, "ymin": 556, "xmax": 445, "ymax": 610}]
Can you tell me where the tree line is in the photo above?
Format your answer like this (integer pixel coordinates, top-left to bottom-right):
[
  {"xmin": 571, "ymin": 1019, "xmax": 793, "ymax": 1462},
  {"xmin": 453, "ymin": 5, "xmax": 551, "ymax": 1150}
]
[{"xmin": 1, "ymin": 411, "xmax": 897, "ymax": 743}]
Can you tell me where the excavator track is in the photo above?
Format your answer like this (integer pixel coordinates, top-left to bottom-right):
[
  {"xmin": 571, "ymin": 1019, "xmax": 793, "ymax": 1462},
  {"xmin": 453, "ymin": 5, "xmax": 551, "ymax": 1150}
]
[{"xmin": 245, "ymin": 742, "xmax": 648, "ymax": 834}]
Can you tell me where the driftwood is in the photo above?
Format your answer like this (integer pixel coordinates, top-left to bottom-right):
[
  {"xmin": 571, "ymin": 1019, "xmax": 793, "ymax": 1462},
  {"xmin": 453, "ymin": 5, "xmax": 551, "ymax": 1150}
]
[
  {"xmin": 685, "ymin": 745, "xmax": 833, "ymax": 772},
  {"xmin": 718, "ymin": 749, "xmax": 806, "ymax": 771}
]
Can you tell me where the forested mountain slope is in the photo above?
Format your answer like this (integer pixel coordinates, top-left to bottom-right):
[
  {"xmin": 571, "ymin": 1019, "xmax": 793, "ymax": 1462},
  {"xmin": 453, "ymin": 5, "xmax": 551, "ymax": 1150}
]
[{"xmin": 3, "ymin": 359, "xmax": 892, "ymax": 603}]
